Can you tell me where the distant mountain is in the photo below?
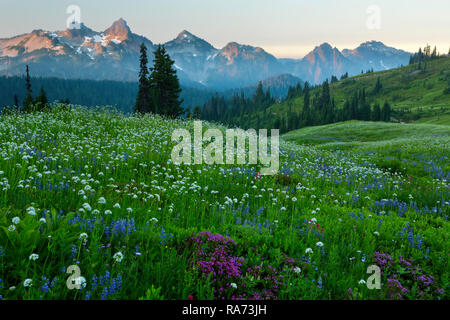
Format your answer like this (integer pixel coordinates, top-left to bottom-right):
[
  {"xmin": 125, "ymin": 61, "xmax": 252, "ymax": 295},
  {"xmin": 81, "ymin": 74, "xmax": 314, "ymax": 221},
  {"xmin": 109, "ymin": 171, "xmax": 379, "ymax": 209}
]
[
  {"xmin": 204, "ymin": 42, "xmax": 286, "ymax": 89},
  {"xmin": 342, "ymin": 41, "xmax": 411, "ymax": 71},
  {"xmin": 0, "ymin": 19, "xmax": 412, "ymax": 88},
  {"xmin": 165, "ymin": 30, "xmax": 218, "ymax": 85},
  {"xmin": 297, "ymin": 43, "xmax": 354, "ymax": 84},
  {"xmin": 0, "ymin": 19, "xmax": 154, "ymax": 81}
]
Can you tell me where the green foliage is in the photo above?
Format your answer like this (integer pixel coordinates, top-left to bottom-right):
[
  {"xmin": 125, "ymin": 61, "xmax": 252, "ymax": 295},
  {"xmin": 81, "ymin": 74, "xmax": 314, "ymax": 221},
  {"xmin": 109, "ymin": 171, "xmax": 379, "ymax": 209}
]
[
  {"xmin": 0, "ymin": 76, "xmax": 213, "ymax": 114},
  {"xmin": 0, "ymin": 107, "xmax": 447, "ymax": 300},
  {"xmin": 229, "ymin": 57, "xmax": 450, "ymax": 130},
  {"xmin": 136, "ymin": 44, "xmax": 184, "ymax": 118},
  {"xmin": 139, "ymin": 285, "xmax": 165, "ymax": 300}
]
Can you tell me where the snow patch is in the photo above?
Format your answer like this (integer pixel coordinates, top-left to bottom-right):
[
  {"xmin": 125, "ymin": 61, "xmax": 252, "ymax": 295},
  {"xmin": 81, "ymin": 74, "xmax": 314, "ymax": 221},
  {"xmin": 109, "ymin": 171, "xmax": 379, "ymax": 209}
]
[{"xmin": 92, "ymin": 35, "xmax": 102, "ymax": 43}]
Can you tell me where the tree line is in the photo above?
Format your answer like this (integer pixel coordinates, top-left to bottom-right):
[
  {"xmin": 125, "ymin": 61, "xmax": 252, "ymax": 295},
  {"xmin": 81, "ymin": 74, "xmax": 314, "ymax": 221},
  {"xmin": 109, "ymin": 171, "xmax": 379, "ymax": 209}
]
[
  {"xmin": 199, "ymin": 75, "xmax": 392, "ymax": 133},
  {"xmin": 1, "ymin": 70, "xmax": 212, "ymax": 114},
  {"xmin": 409, "ymin": 44, "xmax": 447, "ymax": 67}
]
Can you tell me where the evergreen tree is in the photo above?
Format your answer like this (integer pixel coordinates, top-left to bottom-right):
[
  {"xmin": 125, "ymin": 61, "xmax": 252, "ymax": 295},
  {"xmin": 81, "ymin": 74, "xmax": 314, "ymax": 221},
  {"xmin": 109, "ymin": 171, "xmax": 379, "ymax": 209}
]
[
  {"xmin": 371, "ymin": 103, "xmax": 381, "ymax": 121},
  {"xmin": 13, "ymin": 94, "xmax": 19, "ymax": 107},
  {"xmin": 35, "ymin": 86, "xmax": 48, "ymax": 111},
  {"xmin": 149, "ymin": 45, "xmax": 183, "ymax": 118},
  {"xmin": 373, "ymin": 77, "xmax": 382, "ymax": 94},
  {"xmin": 302, "ymin": 82, "xmax": 311, "ymax": 126},
  {"xmin": 295, "ymin": 82, "xmax": 303, "ymax": 96},
  {"xmin": 193, "ymin": 106, "xmax": 201, "ymax": 119},
  {"xmin": 431, "ymin": 46, "xmax": 437, "ymax": 59},
  {"xmin": 253, "ymin": 82, "xmax": 265, "ymax": 106},
  {"xmin": 23, "ymin": 65, "xmax": 33, "ymax": 112},
  {"xmin": 350, "ymin": 94, "xmax": 358, "ymax": 120},
  {"xmin": 361, "ymin": 102, "xmax": 371, "ymax": 121},
  {"xmin": 381, "ymin": 101, "xmax": 391, "ymax": 122},
  {"xmin": 135, "ymin": 43, "xmax": 150, "ymax": 114},
  {"xmin": 342, "ymin": 100, "xmax": 351, "ymax": 121},
  {"xmin": 340, "ymin": 72, "xmax": 349, "ymax": 80},
  {"xmin": 286, "ymin": 85, "xmax": 296, "ymax": 100}
]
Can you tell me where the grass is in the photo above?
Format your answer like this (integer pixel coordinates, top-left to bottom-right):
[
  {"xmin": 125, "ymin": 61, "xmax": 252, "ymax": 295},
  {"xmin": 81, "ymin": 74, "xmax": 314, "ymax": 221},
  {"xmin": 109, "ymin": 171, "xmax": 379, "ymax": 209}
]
[
  {"xmin": 283, "ymin": 121, "xmax": 450, "ymax": 147},
  {"xmin": 253, "ymin": 57, "xmax": 450, "ymax": 127},
  {"xmin": 0, "ymin": 106, "xmax": 448, "ymax": 300}
]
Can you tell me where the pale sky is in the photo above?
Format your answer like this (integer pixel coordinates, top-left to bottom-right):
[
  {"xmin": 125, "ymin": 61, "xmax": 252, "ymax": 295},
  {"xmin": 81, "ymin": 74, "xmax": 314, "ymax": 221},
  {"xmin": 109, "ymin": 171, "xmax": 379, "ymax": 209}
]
[{"xmin": 1, "ymin": 0, "xmax": 449, "ymax": 58}]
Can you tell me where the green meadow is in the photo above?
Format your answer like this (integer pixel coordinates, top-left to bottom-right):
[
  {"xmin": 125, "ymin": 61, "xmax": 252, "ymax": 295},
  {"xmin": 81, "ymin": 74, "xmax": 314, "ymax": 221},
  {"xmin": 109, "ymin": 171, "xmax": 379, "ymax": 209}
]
[{"xmin": 0, "ymin": 106, "xmax": 448, "ymax": 300}]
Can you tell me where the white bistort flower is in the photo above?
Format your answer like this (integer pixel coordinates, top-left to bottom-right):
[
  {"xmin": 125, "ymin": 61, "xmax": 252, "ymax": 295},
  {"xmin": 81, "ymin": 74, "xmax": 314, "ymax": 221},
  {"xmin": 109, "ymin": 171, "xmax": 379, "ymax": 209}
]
[
  {"xmin": 27, "ymin": 207, "xmax": 36, "ymax": 216},
  {"xmin": 316, "ymin": 241, "xmax": 324, "ymax": 247},
  {"xmin": 305, "ymin": 248, "xmax": 313, "ymax": 254},
  {"xmin": 23, "ymin": 279, "xmax": 33, "ymax": 287},
  {"xmin": 29, "ymin": 253, "xmax": 39, "ymax": 261},
  {"xmin": 98, "ymin": 197, "xmax": 106, "ymax": 204},
  {"xmin": 79, "ymin": 233, "xmax": 88, "ymax": 240},
  {"xmin": 113, "ymin": 251, "xmax": 124, "ymax": 263},
  {"xmin": 293, "ymin": 267, "xmax": 302, "ymax": 274},
  {"xmin": 12, "ymin": 217, "xmax": 20, "ymax": 225}
]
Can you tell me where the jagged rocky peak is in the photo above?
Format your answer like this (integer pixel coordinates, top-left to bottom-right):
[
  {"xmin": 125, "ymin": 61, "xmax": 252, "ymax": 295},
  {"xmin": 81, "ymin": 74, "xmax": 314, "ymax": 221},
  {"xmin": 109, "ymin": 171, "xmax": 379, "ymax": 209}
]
[
  {"xmin": 104, "ymin": 18, "xmax": 131, "ymax": 40},
  {"xmin": 318, "ymin": 42, "xmax": 333, "ymax": 50},
  {"xmin": 221, "ymin": 42, "xmax": 258, "ymax": 54},
  {"xmin": 177, "ymin": 30, "xmax": 196, "ymax": 39},
  {"xmin": 165, "ymin": 29, "xmax": 217, "ymax": 54},
  {"xmin": 305, "ymin": 42, "xmax": 334, "ymax": 59},
  {"xmin": 315, "ymin": 42, "xmax": 339, "ymax": 54},
  {"xmin": 59, "ymin": 23, "xmax": 96, "ymax": 40},
  {"xmin": 360, "ymin": 40, "xmax": 386, "ymax": 48}
]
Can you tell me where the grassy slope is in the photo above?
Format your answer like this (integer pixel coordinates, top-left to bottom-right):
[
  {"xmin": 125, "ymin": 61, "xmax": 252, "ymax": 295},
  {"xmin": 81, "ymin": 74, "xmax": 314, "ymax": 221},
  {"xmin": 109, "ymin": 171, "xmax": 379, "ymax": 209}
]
[
  {"xmin": 268, "ymin": 57, "xmax": 450, "ymax": 125},
  {"xmin": 283, "ymin": 121, "xmax": 450, "ymax": 148},
  {"xmin": 283, "ymin": 120, "xmax": 450, "ymax": 180}
]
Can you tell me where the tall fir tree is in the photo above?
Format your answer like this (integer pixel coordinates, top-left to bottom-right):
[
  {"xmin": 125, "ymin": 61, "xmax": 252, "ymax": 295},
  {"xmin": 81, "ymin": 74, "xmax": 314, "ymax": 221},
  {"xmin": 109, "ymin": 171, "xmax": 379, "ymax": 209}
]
[
  {"xmin": 23, "ymin": 65, "xmax": 33, "ymax": 112},
  {"xmin": 302, "ymin": 81, "xmax": 311, "ymax": 126},
  {"xmin": 135, "ymin": 43, "xmax": 151, "ymax": 114},
  {"xmin": 371, "ymin": 103, "xmax": 381, "ymax": 121},
  {"xmin": 193, "ymin": 106, "xmax": 201, "ymax": 119},
  {"xmin": 149, "ymin": 45, "xmax": 183, "ymax": 118},
  {"xmin": 373, "ymin": 77, "xmax": 382, "ymax": 94},
  {"xmin": 381, "ymin": 101, "xmax": 392, "ymax": 122},
  {"xmin": 35, "ymin": 86, "xmax": 48, "ymax": 111}
]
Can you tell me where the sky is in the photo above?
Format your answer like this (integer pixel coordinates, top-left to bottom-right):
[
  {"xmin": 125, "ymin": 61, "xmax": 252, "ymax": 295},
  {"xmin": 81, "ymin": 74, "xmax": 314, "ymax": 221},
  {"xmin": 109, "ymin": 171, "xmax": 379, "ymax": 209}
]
[{"xmin": 1, "ymin": 0, "xmax": 449, "ymax": 58}]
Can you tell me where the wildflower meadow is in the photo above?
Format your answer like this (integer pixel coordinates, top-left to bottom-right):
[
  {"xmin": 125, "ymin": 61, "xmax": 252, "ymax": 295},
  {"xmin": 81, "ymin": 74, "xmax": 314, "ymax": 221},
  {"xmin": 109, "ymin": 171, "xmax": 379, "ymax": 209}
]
[{"xmin": 0, "ymin": 105, "xmax": 448, "ymax": 300}]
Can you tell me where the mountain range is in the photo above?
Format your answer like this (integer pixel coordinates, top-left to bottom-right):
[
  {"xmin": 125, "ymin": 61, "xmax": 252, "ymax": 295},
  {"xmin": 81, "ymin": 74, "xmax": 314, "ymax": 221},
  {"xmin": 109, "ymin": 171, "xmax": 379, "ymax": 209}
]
[{"xmin": 0, "ymin": 18, "xmax": 412, "ymax": 89}]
